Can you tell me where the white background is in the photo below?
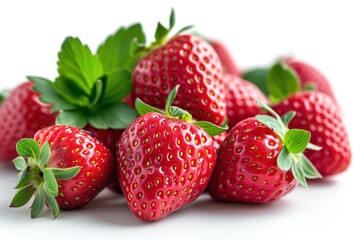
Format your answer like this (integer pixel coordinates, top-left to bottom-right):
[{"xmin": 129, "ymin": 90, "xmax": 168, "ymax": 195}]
[{"xmin": 0, "ymin": 0, "xmax": 359, "ymax": 239}]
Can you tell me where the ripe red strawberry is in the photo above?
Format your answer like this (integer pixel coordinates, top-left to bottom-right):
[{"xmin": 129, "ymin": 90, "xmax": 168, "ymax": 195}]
[
  {"xmin": 0, "ymin": 81, "xmax": 55, "ymax": 162},
  {"xmin": 272, "ymin": 91, "xmax": 351, "ymax": 176},
  {"xmin": 212, "ymin": 132, "xmax": 227, "ymax": 150},
  {"xmin": 117, "ymin": 86, "xmax": 225, "ymax": 221},
  {"xmin": 132, "ymin": 12, "xmax": 226, "ymax": 126},
  {"xmin": 208, "ymin": 101, "xmax": 321, "ymax": 203},
  {"xmin": 224, "ymin": 74, "xmax": 268, "ymax": 129},
  {"xmin": 85, "ymin": 125, "xmax": 124, "ymax": 155},
  {"xmin": 208, "ymin": 40, "xmax": 242, "ymax": 76},
  {"xmin": 285, "ymin": 59, "xmax": 337, "ymax": 101},
  {"xmin": 10, "ymin": 125, "xmax": 115, "ymax": 218}
]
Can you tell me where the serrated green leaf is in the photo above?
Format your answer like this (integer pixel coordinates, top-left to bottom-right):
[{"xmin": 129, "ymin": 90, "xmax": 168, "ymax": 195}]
[
  {"xmin": 28, "ymin": 76, "xmax": 77, "ymax": 112},
  {"xmin": 43, "ymin": 187, "xmax": 60, "ymax": 218},
  {"xmin": 43, "ymin": 169, "xmax": 58, "ymax": 197},
  {"xmin": 16, "ymin": 138, "xmax": 40, "ymax": 159},
  {"xmin": 165, "ymin": 85, "xmax": 179, "ymax": 116},
  {"xmin": 97, "ymin": 23, "xmax": 146, "ymax": 74},
  {"xmin": 15, "ymin": 168, "xmax": 32, "ymax": 189},
  {"xmin": 10, "ymin": 185, "xmax": 35, "ymax": 208},
  {"xmin": 306, "ymin": 142, "xmax": 322, "ymax": 151},
  {"xmin": 267, "ymin": 62, "xmax": 300, "ymax": 103},
  {"xmin": 100, "ymin": 69, "xmax": 132, "ymax": 105},
  {"xmin": 38, "ymin": 142, "xmax": 51, "ymax": 169},
  {"xmin": 54, "ymin": 76, "xmax": 91, "ymax": 107},
  {"xmin": 30, "ymin": 189, "xmax": 45, "ymax": 218},
  {"xmin": 243, "ymin": 67, "xmax": 269, "ymax": 96},
  {"xmin": 281, "ymin": 111, "xmax": 296, "ymax": 127},
  {"xmin": 301, "ymin": 155, "xmax": 322, "ymax": 179},
  {"xmin": 255, "ymin": 115, "xmax": 285, "ymax": 138},
  {"xmin": 291, "ymin": 164, "xmax": 307, "ymax": 187},
  {"xmin": 192, "ymin": 121, "xmax": 228, "ymax": 137},
  {"xmin": 155, "ymin": 22, "xmax": 168, "ymax": 41},
  {"xmin": 284, "ymin": 129, "xmax": 311, "ymax": 154},
  {"xmin": 48, "ymin": 166, "xmax": 81, "ymax": 180},
  {"xmin": 56, "ymin": 110, "xmax": 88, "ymax": 128},
  {"xmin": 12, "ymin": 157, "xmax": 27, "ymax": 171},
  {"xmin": 58, "ymin": 37, "xmax": 103, "ymax": 93},
  {"xmin": 89, "ymin": 103, "xmax": 138, "ymax": 129},
  {"xmin": 135, "ymin": 98, "xmax": 165, "ymax": 116},
  {"xmin": 277, "ymin": 148, "xmax": 292, "ymax": 171}
]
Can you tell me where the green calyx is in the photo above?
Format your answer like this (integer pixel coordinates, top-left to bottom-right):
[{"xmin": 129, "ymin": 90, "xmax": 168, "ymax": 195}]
[
  {"xmin": 10, "ymin": 138, "xmax": 81, "ymax": 219},
  {"xmin": 28, "ymin": 22, "xmax": 146, "ymax": 130},
  {"xmin": 135, "ymin": 85, "xmax": 227, "ymax": 137},
  {"xmin": 255, "ymin": 100, "xmax": 322, "ymax": 187},
  {"xmin": 0, "ymin": 89, "xmax": 9, "ymax": 104}
]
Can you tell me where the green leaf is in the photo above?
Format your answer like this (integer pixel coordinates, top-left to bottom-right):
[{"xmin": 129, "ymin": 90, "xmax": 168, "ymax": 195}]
[
  {"xmin": 284, "ymin": 129, "xmax": 311, "ymax": 154},
  {"xmin": 0, "ymin": 89, "xmax": 9, "ymax": 104},
  {"xmin": 56, "ymin": 110, "xmax": 88, "ymax": 128},
  {"xmin": 10, "ymin": 185, "xmax": 35, "ymax": 208},
  {"xmin": 281, "ymin": 111, "xmax": 296, "ymax": 127},
  {"xmin": 38, "ymin": 142, "xmax": 51, "ymax": 169},
  {"xmin": 306, "ymin": 142, "xmax": 322, "ymax": 151},
  {"xmin": 90, "ymin": 79, "xmax": 103, "ymax": 107},
  {"xmin": 89, "ymin": 103, "xmax": 138, "ymax": 129},
  {"xmin": 43, "ymin": 169, "xmax": 58, "ymax": 197},
  {"xmin": 28, "ymin": 76, "xmax": 77, "ymax": 112},
  {"xmin": 100, "ymin": 69, "xmax": 132, "ymax": 105},
  {"xmin": 15, "ymin": 168, "xmax": 32, "ymax": 189},
  {"xmin": 155, "ymin": 22, "xmax": 168, "ymax": 42},
  {"xmin": 165, "ymin": 85, "xmax": 179, "ymax": 116},
  {"xmin": 12, "ymin": 157, "xmax": 27, "ymax": 171},
  {"xmin": 43, "ymin": 187, "xmax": 60, "ymax": 218},
  {"xmin": 135, "ymin": 98, "xmax": 165, "ymax": 116},
  {"xmin": 30, "ymin": 189, "xmax": 45, "ymax": 218},
  {"xmin": 243, "ymin": 67, "xmax": 269, "ymax": 96},
  {"xmin": 169, "ymin": 8, "xmax": 175, "ymax": 30},
  {"xmin": 255, "ymin": 115, "xmax": 285, "ymax": 139},
  {"xmin": 48, "ymin": 166, "xmax": 81, "ymax": 180},
  {"xmin": 291, "ymin": 164, "xmax": 307, "ymax": 187},
  {"xmin": 97, "ymin": 23, "xmax": 146, "ymax": 74},
  {"xmin": 256, "ymin": 99, "xmax": 284, "ymax": 125},
  {"xmin": 192, "ymin": 121, "xmax": 228, "ymax": 137},
  {"xmin": 277, "ymin": 148, "xmax": 292, "ymax": 171},
  {"xmin": 301, "ymin": 155, "xmax": 322, "ymax": 179},
  {"xmin": 54, "ymin": 76, "xmax": 91, "ymax": 107},
  {"xmin": 170, "ymin": 106, "xmax": 192, "ymax": 121},
  {"xmin": 58, "ymin": 37, "xmax": 103, "ymax": 94},
  {"xmin": 16, "ymin": 138, "xmax": 40, "ymax": 159},
  {"xmin": 267, "ymin": 62, "xmax": 300, "ymax": 103}
]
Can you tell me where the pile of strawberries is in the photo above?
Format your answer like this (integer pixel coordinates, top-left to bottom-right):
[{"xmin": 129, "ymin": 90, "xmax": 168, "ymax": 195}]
[{"xmin": 0, "ymin": 10, "xmax": 351, "ymax": 221}]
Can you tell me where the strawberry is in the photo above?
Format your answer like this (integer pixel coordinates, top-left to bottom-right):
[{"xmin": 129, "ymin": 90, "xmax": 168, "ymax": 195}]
[
  {"xmin": 132, "ymin": 11, "xmax": 226, "ymax": 126},
  {"xmin": 0, "ymin": 81, "xmax": 55, "ymax": 162},
  {"xmin": 117, "ymin": 86, "xmax": 226, "ymax": 221},
  {"xmin": 208, "ymin": 101, "xmax": 321, "ymax": 203},
  {"xmin": 212, "ymin": 132, "xmax": 227, "ymax": 150},
  {"xmin": 10, "ymin": 125, "xmax": 115, "ymax": 218},
  {"xmin": 224, "ymin": 74, "xmax": 268, "ymax": 129},
  {"xmin": 208, "ymin": 39, "xmax": 242, "ymax": 76},
  {"xmin": 272, "ymin": 92, "xmax": 351, "ymax": 176}
]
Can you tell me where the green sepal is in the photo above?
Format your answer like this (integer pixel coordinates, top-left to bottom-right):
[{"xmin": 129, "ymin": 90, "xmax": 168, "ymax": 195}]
[
  {"xmin": 100, "ymin": 69, "xmax": 132, "ymax": 105},
  {"xmin": 0, "ymin": 89, "xmax": 9, "ymax": 104},
  {"xmin": 304, "ymin": 84, "xmax": 317, "ymax": 91},
  {"xmin": 306, "ymin": 142, "xmax": 322, "ymax": 151},
  {"xmin": 175, "ymin": 25, "xmax": 194, "ymax": 35},
  {"xmin": 28, "ymin": 76, "xmax": 76, "ymax": 112},
  {"xmin": 243, "ymin": 67, "xmax": 269, "ymax": 96},
  {"xmin": 88, "ymin": 103, "xmax": 138, "ymax": 129},
  {"xmin": 301, "ymin": 155, "xmax": 322, "ymax": 179},
  {"xmin": 15, "ymin": 168, "xmax": 31, "ymax": 189},
  {"xmin": 135, "ymin": 98, "xmax": 165, "ymax": 116},
  {"xmin": 281, "ymin": 111, "xmax": 296, "ymax": 127},
  {"xmin": 13, "ymin": 157, "xmax": 27, "ymax": 171},
  {"xmin": 43, "ymin": 168, "xmax": 58, "ymax": 197},
  {"xmin": 169, "ymin": 8, "xmax": 175, "ymax": 30},
  {"xmin": 47, "ymin": 166, "xmax": 81, "ymax": 180},
  {"xmin": 10, "ymin": 185, "xmax": 35, "ymax": 208},
  {"xmin": 267, "ymin": 62, "xmax": 300, "ymax": 103},
  {"xmin": 170, "ymin": 106, "xmax": 192, "ymax": 121},
  {"xmin": 43, "ymin": 186, "xmax": 60, "ymax": 219},
  {"xmin": 284, "ymin": 129, "xmax": 311, "ymax": 154},
  {"xmin": 277, "ymin": 148, "xmax": 292, "ymax": 171},
  {"xmin": 192, "ymin": 121, "xmax": 228, "ymax": 137},
  {"xmin": 291, "ymin": 164, "xmax": 307, "ymax": 187},
  {"xmin": 90, "ymin": 79, "xmax": 103, "ymax": 107},
  {"xmin": 30, "ymin": 189, "xmax": 45, "ymax": 218},
  {"xmin": 16, "ymin": 138, "xmax": 40, "ymax": 159},
  {"xmin": 165, "ymin": 85, "xmax": 179, "ymax": 116},
  {"xmin": 38, "ymin": 142, "xmax": 51, "ymax": 169},
  {"xmin": 56, "ymin": 110, "xmax": 88, "ymax": 128},
  {"xmin": 255, "ymin": 115, "xmax": 285, "ymax": 139},
  {"xmin": 155, "ymin": 22, "xmax": 169, "ymax": 42}
]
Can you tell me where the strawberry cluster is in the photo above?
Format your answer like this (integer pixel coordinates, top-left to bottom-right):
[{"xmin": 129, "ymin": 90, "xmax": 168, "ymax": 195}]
[{"xmin": 0, "ymin": 9, "xmax": 351, "ymax": 221}]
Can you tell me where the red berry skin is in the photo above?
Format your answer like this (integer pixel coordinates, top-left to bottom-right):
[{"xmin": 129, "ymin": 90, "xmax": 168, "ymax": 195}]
[
  {"xmin": 117, "ymin": 113, "xmax": 216, "ymax": 221},
  {"xmin": 132, "ymin": 34, "xmax": 226, "ymax": 126},
  {"xmin": 224, "ymin": 74, "xmax": 269, "ymax": 129},
  {"xmin": 0, "ymin": 82, "xmax": 56, "ymax": 162},
  {"xmin": 286, "ymin": 59, "xmax": 337, "ymax": 101},
  {"xmin": 85, "ymin": 125, "xmax": 124, "ymax": 155},
  {"xmin": 35, "ymin": 125, "xmax": 115, "ymax": 209},
  {"xmin": 208, "ymin": 118, "xmax": 297, "ymax": 203},
  {"xmin": 272, "ymin": 92, "xmax": 351, "ymax": 176},
  {"xmin": 212, "ymin": 132, "xmax": 227, "ymax": 150}
]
